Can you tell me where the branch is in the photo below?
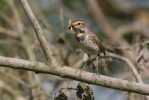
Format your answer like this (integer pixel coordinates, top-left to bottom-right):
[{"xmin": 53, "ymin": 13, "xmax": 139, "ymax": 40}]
[
  {"xmin": 0, "ymin": 26, "xmax": 19, "ymax": 38},
  {"xmin": 95, "ymin": 53, "xmax": 143, "ymax": 83},
  {"xmin": 20, "ymin": 0, "xmax": 58, "ymax": 65},
  {"xmin": 0, "ymin": 10, "xmax": 15, "ymax": 28},
  {"xmin": 90, "ymin": 53, "xmax": 149, "ymax": 99},
  {"xmin": 17, "ymin": 0, "xmax": 149, "ymax": 97},
  {"xmin": 0, "ymin": 56, "xmax": 149, "ymax": 95}
]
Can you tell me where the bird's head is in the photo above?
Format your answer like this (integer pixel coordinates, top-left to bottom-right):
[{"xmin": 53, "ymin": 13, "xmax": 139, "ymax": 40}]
[{"xmin": 68, "ymin": 20, "xmax": 86, "ymax": 33}]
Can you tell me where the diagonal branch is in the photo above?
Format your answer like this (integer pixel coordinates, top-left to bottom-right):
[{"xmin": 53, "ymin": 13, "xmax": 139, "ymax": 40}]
[
  {"xmin": 20, "ymin": 0, "xmax": 59, "ymax": 66},
  {"xmin": 0, "ymin": 56, "xmax": 149, "ymax": 95}
]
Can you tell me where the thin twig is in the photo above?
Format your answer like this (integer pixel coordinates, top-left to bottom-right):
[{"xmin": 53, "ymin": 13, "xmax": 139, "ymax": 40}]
[
  {"xmin": 89, "ymin": 53, "xmax": 143, "ymax": 83},
  {"xmin": 112, "ymin": 39, "xmax": 149, "ymax": 50},
  {"xmin": 0, "ymin": 26, "xmax": 19, "ymax": 38},
  {"xmin": 0, "ymin": 10, "xmax": 15, "ymax": 28},
  {"xmin": 0, "ymin": 70, "xmax": 31, "ymax": 88},
  {"xmin": 0, "ymin": 39, "xmax": 23, "ymax": 47}
]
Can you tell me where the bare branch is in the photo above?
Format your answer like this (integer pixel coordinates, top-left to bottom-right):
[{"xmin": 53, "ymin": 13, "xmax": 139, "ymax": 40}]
[
  {"xmin": 20, "ymin": 0, "xmax": 59, "ymax": 65},
  {"xmin": 88, "ymin": 53, "xmax": 149, "ymax": 99},
  {"xmin": 0, "ymin": 10, "xmax": 15, "ymax": 28},
  {"xmin": 0, "ymin": 56, "xmax": 149, "ymax": 95},
  {"xmin": 0, "ymin": 26, "xmax": 19, "ymax": 38}
]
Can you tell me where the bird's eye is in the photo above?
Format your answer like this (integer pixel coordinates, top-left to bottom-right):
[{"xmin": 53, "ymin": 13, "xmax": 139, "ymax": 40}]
[{"xmin": 78, "ymin": 23, "xmax": 81, "ymax": 25}]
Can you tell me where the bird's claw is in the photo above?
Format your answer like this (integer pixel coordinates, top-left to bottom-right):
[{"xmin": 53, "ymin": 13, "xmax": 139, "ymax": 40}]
[{"xmin": 92, "ymin": 73, "xmax": 100, "ymax": 78}]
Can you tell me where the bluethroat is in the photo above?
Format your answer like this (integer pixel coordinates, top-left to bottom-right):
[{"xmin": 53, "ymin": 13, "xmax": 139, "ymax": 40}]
[{"xmin": 68, "ymin": 20, "xmax": 113, "ymax": 77}]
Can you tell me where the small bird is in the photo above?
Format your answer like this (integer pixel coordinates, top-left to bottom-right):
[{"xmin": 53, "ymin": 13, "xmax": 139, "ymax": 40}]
[{"xmin": 68, "ymin": 20, "xmax": 113, "ymax": 77}]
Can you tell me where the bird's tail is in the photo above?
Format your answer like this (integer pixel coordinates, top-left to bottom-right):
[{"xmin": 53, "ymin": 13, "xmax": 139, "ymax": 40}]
[{"xmin": 104, "ymin": 47, "xmax": 113, "ymax": 53}]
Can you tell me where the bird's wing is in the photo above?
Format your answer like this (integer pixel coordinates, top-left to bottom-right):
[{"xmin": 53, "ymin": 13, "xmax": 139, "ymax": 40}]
[{"xmin": 91, "ymin": 33, "xmax": 106, "ymax": 56}]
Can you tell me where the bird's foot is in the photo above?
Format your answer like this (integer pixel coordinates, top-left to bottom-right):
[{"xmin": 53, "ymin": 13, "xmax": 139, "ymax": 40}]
[
  {"xmin": 92, "ymin": 73, "xmax": 100, "ymax": 78},
  {"xmin": 75, "ymin": 69, "xmax": 83, "ymax": 76}
]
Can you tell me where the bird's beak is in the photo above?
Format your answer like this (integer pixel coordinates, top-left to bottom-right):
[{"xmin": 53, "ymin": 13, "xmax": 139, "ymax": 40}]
[{"xmin": 68, "ymin": 25, "xmax": 73, "ymax": 31}]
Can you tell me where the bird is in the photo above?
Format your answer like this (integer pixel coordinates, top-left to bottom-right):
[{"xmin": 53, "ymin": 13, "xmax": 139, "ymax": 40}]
[{"xmin": 68, "ymin": 20, "xmax": 113, "ymax": 77}]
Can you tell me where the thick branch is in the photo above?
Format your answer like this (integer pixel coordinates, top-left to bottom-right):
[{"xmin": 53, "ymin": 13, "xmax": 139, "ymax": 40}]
[{"xmin": 0, "ymin": 56, "xmax": 149, "ymax": 95}]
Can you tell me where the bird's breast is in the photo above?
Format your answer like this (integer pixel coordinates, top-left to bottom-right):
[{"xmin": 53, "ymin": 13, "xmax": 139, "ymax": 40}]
[
  {"xmin": 75, "ymin": 32, "xmax": 86, "ymax": 42},
  {"xmin": 76, "ymin": 35, "xmax": 100, "ymax": 55}
]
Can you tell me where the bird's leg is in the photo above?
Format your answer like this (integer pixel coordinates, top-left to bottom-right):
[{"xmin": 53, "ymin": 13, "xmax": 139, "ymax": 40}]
[
  {"xmin": 75, "ymin": 55, "xmax": 91, "ymax": 74},
  {"xmin": 93, "ymin": 55, "xmax": 100, "ymax": 78},
  {"xmin": 96, "ymin": 55, "xmax": 100, "ymax": 77},
  {"xmin": 81, "ymin": 55, "xmax": 91, "ymax": 69}
]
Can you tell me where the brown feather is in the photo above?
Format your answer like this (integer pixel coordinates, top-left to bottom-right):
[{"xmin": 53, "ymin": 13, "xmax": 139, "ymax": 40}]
[
  {"xmin": 90, "ymin": 32, "xmax": 113, "ymax": 55},
  {"xmin": 104, "ymin": 47, "xmax": 113, "ymax": 53},
  {"xmin": 91, "ymin": 34, "xmax": 106, "ymax": 56}
]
